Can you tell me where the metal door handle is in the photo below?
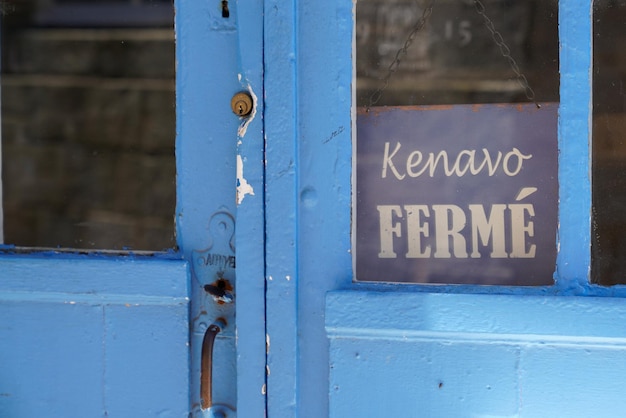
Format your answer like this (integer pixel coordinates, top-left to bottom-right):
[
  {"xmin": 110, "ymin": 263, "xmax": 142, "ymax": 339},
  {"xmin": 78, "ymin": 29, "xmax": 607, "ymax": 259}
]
[{"xmin": 201, "ymin": 321, "xmax": 224, "ymax": 410}]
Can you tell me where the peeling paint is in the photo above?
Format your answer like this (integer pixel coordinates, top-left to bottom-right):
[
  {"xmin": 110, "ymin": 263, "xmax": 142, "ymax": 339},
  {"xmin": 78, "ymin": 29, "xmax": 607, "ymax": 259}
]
[
  {"xmin": 236, "ymin": 154, "xmax": 255, "ymax": 205},
  {"xmin": 235, "ymin": 84, "xmax": 257, "ymax": 206}
]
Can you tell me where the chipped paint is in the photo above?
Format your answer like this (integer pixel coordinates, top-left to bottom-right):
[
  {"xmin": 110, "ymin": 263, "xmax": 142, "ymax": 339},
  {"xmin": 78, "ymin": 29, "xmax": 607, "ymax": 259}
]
[
  {"xmin": 235, "ymin": 84, "xmax": 257, "ymax": 206},
  {"xmin": 236, "ymin": 154, "xmax": 255, "ymax": 205}
]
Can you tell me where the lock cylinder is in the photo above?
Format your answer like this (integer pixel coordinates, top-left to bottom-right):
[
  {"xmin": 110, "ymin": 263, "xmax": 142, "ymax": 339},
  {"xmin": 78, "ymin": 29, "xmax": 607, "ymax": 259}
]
[{"xmin": 230, "ymin": 92, "xmax": 254, "ymax": 116}]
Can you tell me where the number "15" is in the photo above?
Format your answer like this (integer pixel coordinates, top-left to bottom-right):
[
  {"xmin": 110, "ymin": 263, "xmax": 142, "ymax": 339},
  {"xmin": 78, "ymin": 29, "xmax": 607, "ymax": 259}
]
[{"xmin": 445, "ymin": 20, "xmax": 472, "ymax": 47}]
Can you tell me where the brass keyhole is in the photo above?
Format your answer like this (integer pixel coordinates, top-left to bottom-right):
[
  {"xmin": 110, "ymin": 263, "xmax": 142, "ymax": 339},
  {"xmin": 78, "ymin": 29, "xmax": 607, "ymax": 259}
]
[{"xmin": 230, "ymin": 92, "xmax": 253, "ymax": 117}]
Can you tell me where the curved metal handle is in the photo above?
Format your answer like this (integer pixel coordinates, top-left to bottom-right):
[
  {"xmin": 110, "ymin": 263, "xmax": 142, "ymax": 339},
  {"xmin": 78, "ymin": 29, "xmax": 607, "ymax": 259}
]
[{"xmin": 201, "ymin": 322, "xmax": 223, "ymax": 410}]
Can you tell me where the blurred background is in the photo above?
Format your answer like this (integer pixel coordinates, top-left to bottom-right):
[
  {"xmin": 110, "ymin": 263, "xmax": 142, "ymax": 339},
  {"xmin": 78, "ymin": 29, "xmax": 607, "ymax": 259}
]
[
  {"xmin": 355, "ymin": 0, "xmax": 559, "ymax": 106},
  {"xmin": 1, "ymin": 0, "xmax": 176, "ymax": 250},
  {"xmin": 592, "ymin": 0, "xmax": 626, "ymax": 284}
]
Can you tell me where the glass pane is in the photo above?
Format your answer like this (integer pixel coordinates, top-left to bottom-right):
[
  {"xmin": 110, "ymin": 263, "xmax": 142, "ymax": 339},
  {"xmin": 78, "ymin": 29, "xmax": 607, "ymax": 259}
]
[
  {"xmin": 354, "ymin": 0, "xmax": 559, "ymax": 285},
  {"xmin": 1, "ymin": 1, "xmax": 175, "ymax": 251},
  {"xmin": 592, "ymin": 0, "xmax": 626, "ymax": 285},
  {"xmin": 356, "ymin": 0, "xmax": 559, "ymax": 107}
]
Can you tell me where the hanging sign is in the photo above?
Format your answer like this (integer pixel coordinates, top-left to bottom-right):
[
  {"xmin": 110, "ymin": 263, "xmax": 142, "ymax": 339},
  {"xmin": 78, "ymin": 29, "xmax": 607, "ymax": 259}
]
[{"xmin": 355, "ymin": 103, "xmax": 558, "ymax": 285}]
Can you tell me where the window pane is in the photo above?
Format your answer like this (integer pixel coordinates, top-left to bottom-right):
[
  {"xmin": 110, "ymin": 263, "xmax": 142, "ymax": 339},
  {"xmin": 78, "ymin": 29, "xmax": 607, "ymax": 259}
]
[
  {"xmin": 354, "ymin": 0, "xmax": 559, "ymax": 285},
  {"xmin": 1, "ymin": 1, "xmax": 176, "ymax": 250},
  {"xmin": 356, "ymin": 0, "xmax": 559, "ymax": 107},
  {"xmin": 592, "ymin": 0, "xmax": 626, "ymax": 285}
]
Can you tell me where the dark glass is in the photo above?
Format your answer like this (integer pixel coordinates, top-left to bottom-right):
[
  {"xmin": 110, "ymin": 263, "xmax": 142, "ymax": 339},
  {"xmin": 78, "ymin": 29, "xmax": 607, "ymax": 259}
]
[
  {"xmin": 592, "ymin": 0, "xmax": 626, "ymax": 285},
  {"xmin": 1, "ymin": 0, "xmax": 176, "ymax": 250},
  {"xmin": 356, "ymin": 0, "xmax": 559, "ymax": 106}
]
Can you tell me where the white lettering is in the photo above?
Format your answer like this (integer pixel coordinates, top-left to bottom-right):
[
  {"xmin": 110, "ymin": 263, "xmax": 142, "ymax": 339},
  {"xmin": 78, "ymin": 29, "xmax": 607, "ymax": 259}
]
[
  {"xmin": 503, "ymin": 148, "xmax": 533, "ymax": 176},
  {"xmin": 509, "ymin": 203, "xmax": 536, "ymax": 258},
  {"xmin": 470, "ymin": 149, "xmax": 503, "ymax": 176},
  {"xmin": 380, "ymin": 143, "xmax": 532, "ymax": 179},
  {"xmin": 406, "ymin": 150, "xmax": 423, "ymax": 177},
  {"xmin": 404, "ymin": 205, "xmax": 431, "ymax": 258},
  {"xmin": 432, "ymin": 205, "xmax": 468, "ymax": 258},
  {"xmin": 469, "ymin": 204, "xmax": 507, "ymax": 258},
  {"xmin": 376, "ymin": 200, "xmax": 538, "ymax": 260},
  {"xmin": 377, "ymin": 205, "xmax": 402, "ymax": 258},
  {"xmin": 451, "ymin": 149, "xmax": 474, "ymax": 176},
  {"xmin": 382, "ymin": 142, "xmax": 405, "ymax": 180}
]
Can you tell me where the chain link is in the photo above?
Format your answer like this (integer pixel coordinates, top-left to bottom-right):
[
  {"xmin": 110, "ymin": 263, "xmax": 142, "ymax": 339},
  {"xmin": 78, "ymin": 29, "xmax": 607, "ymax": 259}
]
[
  {"xmin": 473, "ymin": 0, "xmax": 540, "ymax": 108},
  {"xmin": 367, "ymin": 0, "xmax": 541, "ymax": 110},
  {"xmin": 367, "ymin": 0, "xmax": 436, "ymax": 109}
]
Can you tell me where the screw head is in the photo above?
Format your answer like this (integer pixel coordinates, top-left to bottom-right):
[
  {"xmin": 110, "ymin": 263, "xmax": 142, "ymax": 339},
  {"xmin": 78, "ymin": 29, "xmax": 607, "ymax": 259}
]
[{"xmin": 230, "ymin": 92, "xmax": 253, "ymax": 116}]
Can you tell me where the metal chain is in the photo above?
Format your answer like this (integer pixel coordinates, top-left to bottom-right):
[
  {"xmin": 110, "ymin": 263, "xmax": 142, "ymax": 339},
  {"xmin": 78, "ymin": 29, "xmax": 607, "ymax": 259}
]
[
  {"xmin": 473, "ymin": 0, "xmax": 541, "ymax": 108},
  {"xmin": 367, "ymin": 0, "xmax": 540, "ymax": 109},
  {"xmin": 367, "ymin": 0, "xmax": 436, "ymax": 109}
]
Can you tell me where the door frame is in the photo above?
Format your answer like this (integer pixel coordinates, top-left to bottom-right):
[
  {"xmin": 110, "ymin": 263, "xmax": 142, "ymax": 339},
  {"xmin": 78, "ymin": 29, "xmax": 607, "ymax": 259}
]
[{"xmin": 175, "ymin": 0, "xmax": 266, "ymax": 415}]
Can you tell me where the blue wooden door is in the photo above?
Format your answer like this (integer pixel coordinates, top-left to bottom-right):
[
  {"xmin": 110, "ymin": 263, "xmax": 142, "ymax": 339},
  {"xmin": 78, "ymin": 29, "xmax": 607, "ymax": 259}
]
[
  {"xmin": 263, "ymin": 0, "xmax": 626, "ymax": 417},
  {"xmin": 0, "ymin": 0, "xmax": 264, "ymax": 416},
  {"xmin": 4, "ymin": 1, "xmax": 626, "ymax": 417}
]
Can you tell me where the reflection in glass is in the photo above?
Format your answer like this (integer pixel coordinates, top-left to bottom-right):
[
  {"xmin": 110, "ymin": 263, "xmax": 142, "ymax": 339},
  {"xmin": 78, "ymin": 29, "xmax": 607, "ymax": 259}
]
[
  {"xmin": 1, "ymin": 1, "xmax": 175, "ymax": 250},
  {"xmin": 592, "ymin": 0, "xmax": 626, "ymax": 285},
  {"xmin": 356, "ymin": 0, "xmax": 559, "ymax": 107},
  {"xmin": 354, "ymin": 0, "xmax": 560, "ymax": 285}
]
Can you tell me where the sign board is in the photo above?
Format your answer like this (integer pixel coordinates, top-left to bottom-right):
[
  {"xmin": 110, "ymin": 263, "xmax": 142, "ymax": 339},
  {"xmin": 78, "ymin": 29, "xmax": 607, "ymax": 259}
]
[{"xmin": 355, "ymin": 103, "xmax": 558, "ymax": 285}]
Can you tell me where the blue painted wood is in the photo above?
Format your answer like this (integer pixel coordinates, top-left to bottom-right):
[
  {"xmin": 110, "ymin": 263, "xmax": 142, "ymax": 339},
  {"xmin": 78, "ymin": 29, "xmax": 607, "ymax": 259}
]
[
  {"xmin": 175, "ymin": 0, "xmax": 240, "ymax": 414},
  {"xmin": 556, "ymin": 0, "xmax": 592, "ymax": 289},
  {"xmin": 0, "ymin": 1, "xmax": 617, "ymax": 417},
  {"xmin": 2, "ymin": 0, "xmax": 266, "ymax": 415},
  {"xmin": 232, "ymin": 0, "xmax": 267, "ymax": 416},
  {"xmin": 264, "ymin": 0, "xmax": 300, "ymax": 411},
  {"xmin": 295, "ymin": 0, "xmax": 354, "ymax": 414},
  {"xmin": 327, "ymin": 291, "xmax": 626, "ymax": 417},
  {"xmin": 264, "ymin": 0, "xmax": 626, "ymax": 416},
  {"xmin": 0, "ymin": 255, "xmax": 189, "ymax": 417},
  {"xmin": 176, "ymin": 0, "xmax": 266, "ymax": 415},
  {"xmin": 264, "ymin": 0, "xmax": 353, "ymax": 415}
]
